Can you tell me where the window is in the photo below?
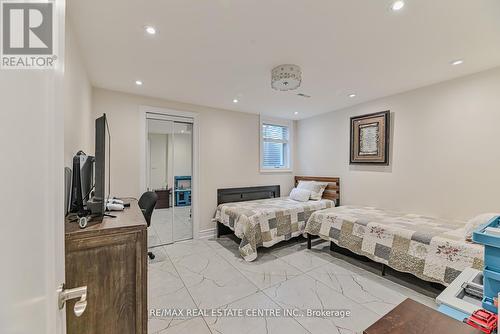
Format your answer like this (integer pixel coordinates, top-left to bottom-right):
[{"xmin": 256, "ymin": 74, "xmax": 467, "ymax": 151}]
[{"xmin": 260, "ymin": 117, "xmax": 292, "ymax": 172}]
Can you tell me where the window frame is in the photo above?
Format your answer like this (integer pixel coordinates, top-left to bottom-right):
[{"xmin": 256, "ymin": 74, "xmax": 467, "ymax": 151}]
[{"xmin": 259, "ymin": 116, "xmax": 293, "ymax": 173}]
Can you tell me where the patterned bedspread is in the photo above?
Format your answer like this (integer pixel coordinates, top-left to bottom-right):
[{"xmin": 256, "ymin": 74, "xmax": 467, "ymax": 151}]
[
  {"xmin": 215, "ymin": 197, "xmax": 334, "ymax": 261},
  {"xmin": 305, "ymin": 206, "xmax": 484, "ymax": 285}
]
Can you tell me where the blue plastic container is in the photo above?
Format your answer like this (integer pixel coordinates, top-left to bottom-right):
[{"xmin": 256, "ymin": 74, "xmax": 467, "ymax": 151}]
[
  {"xmin": 174, "ymin": 176, "xmax": 191, "ymax": 207},
  {"xmin": 472, "ymin": 216, "xmax": 500, "ymax": 313},
  {"xmin": 437, "ymin": 304, "xmax": 470, "ymax": 322}
]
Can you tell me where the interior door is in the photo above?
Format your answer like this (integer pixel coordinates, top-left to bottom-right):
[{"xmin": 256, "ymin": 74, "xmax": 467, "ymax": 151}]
[
  {"xmin": 147, "ymin": 117, "xmax": 175, "ymax": 246},
  {"xmin": 0, "ymin": 0, "xmax": 67, "ymax": 332},
  {"xmin": 1, "ymin": 69, "xmax": 68, "ymax": 334},
  {"xmin": 172, "ymin": 122, "xmax": 193, "ymax": 241}
]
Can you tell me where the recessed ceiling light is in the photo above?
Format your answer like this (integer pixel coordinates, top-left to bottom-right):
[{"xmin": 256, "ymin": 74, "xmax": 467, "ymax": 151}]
[
  {"xmin": 135, "ymin": 80, "xmax": 143, "ymax": 86},
  {"xmin": 145, "ymin": 26, "xmax": 156, "ymax": 35},
  {"xmin": 391, "ymin": 0, "xmax": 405, "ymax": 11},
  {"xmin": 233, "ymin": 99, "xmax": 239, "ymax": 103},
  {"xmin": 294, "ymin": 111, "xmax": 299, "ymax": 115},
  {"xmin": 348, "ymin": 93, "xmax": 357, "ymax": 98},
  {"xmin": 451, "ymin": 59, "xmax": 464, "ymax": 66}
]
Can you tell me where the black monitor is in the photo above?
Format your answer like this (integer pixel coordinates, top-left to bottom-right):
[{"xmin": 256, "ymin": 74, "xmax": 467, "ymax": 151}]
[{"xmin": 87, "ymin": 113, "xmax": 110, "ymax": 216}]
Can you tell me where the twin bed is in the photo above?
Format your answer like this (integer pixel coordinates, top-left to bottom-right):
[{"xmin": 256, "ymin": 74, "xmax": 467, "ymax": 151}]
[
  {"xmin": 215, "ymin": 176, "xmax": 484, "ymax": 286},
  {"xmin": 305, "ymin": 206, "xmax": 483, "ymax": 285},
  {"xmin": 215, "ymin": 177, "xmax": 340, "ymax": 261}
]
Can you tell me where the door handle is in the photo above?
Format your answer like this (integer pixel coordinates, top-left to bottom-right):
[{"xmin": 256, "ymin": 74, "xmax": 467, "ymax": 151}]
[{"xmin": 58, "ymin": 284, "xmax": 88, "ymax": 317}]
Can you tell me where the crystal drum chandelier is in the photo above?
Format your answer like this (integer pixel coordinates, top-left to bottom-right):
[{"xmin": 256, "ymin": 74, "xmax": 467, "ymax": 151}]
[{"xmin": 271, "ymin": 64, "xmax": 302, "ymax": 91}]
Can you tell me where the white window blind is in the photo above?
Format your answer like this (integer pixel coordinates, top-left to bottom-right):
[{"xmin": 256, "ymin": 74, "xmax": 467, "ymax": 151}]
[{"xmin": 261, "ymin": 122, "xmax": 290, "ymax": 170}]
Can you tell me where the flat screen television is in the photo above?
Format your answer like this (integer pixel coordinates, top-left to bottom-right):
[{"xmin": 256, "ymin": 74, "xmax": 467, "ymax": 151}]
[{"xmin": 87, "ymin": 113, "xmax": 110, "ymax": 216}]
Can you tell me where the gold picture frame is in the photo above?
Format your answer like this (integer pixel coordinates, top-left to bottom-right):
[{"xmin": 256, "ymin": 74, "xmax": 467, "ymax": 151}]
[{"xmin": 350, "ymin": 111, "xmax": 390, "ymax": 165}]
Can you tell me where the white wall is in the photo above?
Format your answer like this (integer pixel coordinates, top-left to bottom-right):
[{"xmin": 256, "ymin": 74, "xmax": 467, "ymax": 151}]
[
  {"xmin": 296, "ymin": 67, "xmax": 500, "ymax": 220},
  {"xmin": 92, "ymin": 88, "xmax": 295, "ymax": 231},
  {"xmin": 63, "ymin": 20, "xmax": 92, "ymax": 167}
]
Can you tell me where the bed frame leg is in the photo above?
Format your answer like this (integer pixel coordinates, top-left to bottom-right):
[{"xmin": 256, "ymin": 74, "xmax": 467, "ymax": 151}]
[
  {"xmin": 381, "ymin": 264, "xmax": 387, "ymax": 276},
  {"xmin": 216, "ymin": 222, "xmax": 221, "ymax": 238},
  {"xmin": 330, "ymin": 241, "xmax": 335, "ymax": 252},
  {"xmin": 307, "ymin": 234, "xmax": 312, "ymax": 249}
]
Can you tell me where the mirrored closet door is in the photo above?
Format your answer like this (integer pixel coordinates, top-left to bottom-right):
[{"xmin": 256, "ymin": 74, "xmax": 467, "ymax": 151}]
[{"xmin": 146, "ymin": 113, "xmax": 193, "ymax": 246}]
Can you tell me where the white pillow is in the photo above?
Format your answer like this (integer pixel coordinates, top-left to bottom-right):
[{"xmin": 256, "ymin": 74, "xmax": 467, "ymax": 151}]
[
  {"xmin": 289, "ymin": 188, "xmax": 312, "ymax": 202},
  {"xmin": 464, "ymin": 213, "xmax": 500, "ymax": 241},
  {"xmin": 297, "ymin": 181, "xmax": 328, "ymax": 200}
]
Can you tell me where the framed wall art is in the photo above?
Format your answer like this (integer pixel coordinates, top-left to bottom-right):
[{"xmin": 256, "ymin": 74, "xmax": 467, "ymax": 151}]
[{"xmin": 350, "ymin": 111, "xmax": 390, "ymax": 165}]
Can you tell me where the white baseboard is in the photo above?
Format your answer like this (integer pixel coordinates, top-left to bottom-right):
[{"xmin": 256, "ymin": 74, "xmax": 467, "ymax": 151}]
[{"xmin": 198, "ymin": 227, "xmax": 216, "ymax": 240}]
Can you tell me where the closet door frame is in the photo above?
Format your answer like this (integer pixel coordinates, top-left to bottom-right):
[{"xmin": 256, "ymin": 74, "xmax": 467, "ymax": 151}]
[{"xmin": 139, "ymin": 106, "xmax": 200, "ymax": 240}]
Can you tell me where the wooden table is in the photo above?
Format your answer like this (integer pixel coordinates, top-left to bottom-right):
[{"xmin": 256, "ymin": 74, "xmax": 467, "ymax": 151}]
[{"xmin": 364, "ymin": 299, "xmax": 482, "ymax": 334}]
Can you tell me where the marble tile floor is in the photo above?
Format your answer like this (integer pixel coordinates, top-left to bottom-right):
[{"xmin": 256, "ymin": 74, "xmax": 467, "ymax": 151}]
[
  {"xmin": 148, "ymin": 206, "xmax": 192, "ymax": 247},
  {"xmin": 147, "ymin": 236, "xmax": 437, "ymax": 334}
]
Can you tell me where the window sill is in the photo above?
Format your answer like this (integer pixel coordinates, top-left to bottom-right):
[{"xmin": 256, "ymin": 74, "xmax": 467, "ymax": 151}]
[{"xmin": 260, "ymin": 169, "xmax": 293, "ymax": 174}]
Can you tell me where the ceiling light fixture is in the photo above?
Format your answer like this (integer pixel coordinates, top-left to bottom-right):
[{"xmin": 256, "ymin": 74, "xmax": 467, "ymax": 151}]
[
  {"xmin": 451, "ymin": 59, "xmax": 464, "ymax": 66},
  {"xmin": 349, "ymin": 93, "xmax": 357, "ymax": 98},
  {"xmin": 135, "ymin": 80, "xmax": 143, "ymax": 86},
  {"xmin": 233, "ymin": 98, "xmax": 239, "ymax": 103},
  {"xmin": 391, "ymin": 0, "xmax": 405, "ymax": 11},
  {"xmin": 271, "ymin": 64, "xmax": 302, "ymax": 91},
  {"xmin": 145, "ymin": 26, "xmax": 156, "ymax": 35},
  {"xmin": 294, "ymin": 112, "xmax": 299, "ymax": 115}
]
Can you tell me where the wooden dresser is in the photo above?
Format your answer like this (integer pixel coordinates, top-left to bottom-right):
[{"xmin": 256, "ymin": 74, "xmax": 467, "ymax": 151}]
[
  {"xmin": 65, "ymin": 200, "xmax": 147, "ymax": 334},
  {"xmin": 154, "ymin": 189, "xmax": 171, "ymax": 209}
]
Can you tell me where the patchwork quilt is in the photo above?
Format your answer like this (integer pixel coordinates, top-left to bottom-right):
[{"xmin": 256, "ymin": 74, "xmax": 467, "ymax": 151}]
[
  {"xmin": 215, "ymin": 197, "xmax": 334, "ymax": 261},
  {"xmin": 305, "ymin": 206, "xmax": 484, "ymax": 285}
]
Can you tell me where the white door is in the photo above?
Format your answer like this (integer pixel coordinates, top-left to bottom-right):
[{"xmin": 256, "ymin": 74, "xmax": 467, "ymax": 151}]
[
  {"xmin": 147, "ymin": 117, "xmax": 175, "ymax": 245},
  {"xmin": 0, "ymin": 0, "xmax": 67, "ymax": 333},
  {"xmin": 172, "ymin": 122, "xmax": 193, "ymax": 242}
]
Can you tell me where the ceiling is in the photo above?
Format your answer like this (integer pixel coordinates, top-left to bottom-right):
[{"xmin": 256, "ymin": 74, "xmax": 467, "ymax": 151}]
[{"xmin": 68, "ymin": 0, "xmax": 500, "ymax": 120}]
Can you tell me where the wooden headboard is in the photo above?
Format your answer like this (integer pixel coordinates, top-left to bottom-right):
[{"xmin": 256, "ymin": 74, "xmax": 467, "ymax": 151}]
[
  {"xmin": 295, "ymin": 176, "xmax": 340, "ymax": 206},
  {"xmin": 217, "ymin": 185, "xmax": 280, "ymax": 205}
]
